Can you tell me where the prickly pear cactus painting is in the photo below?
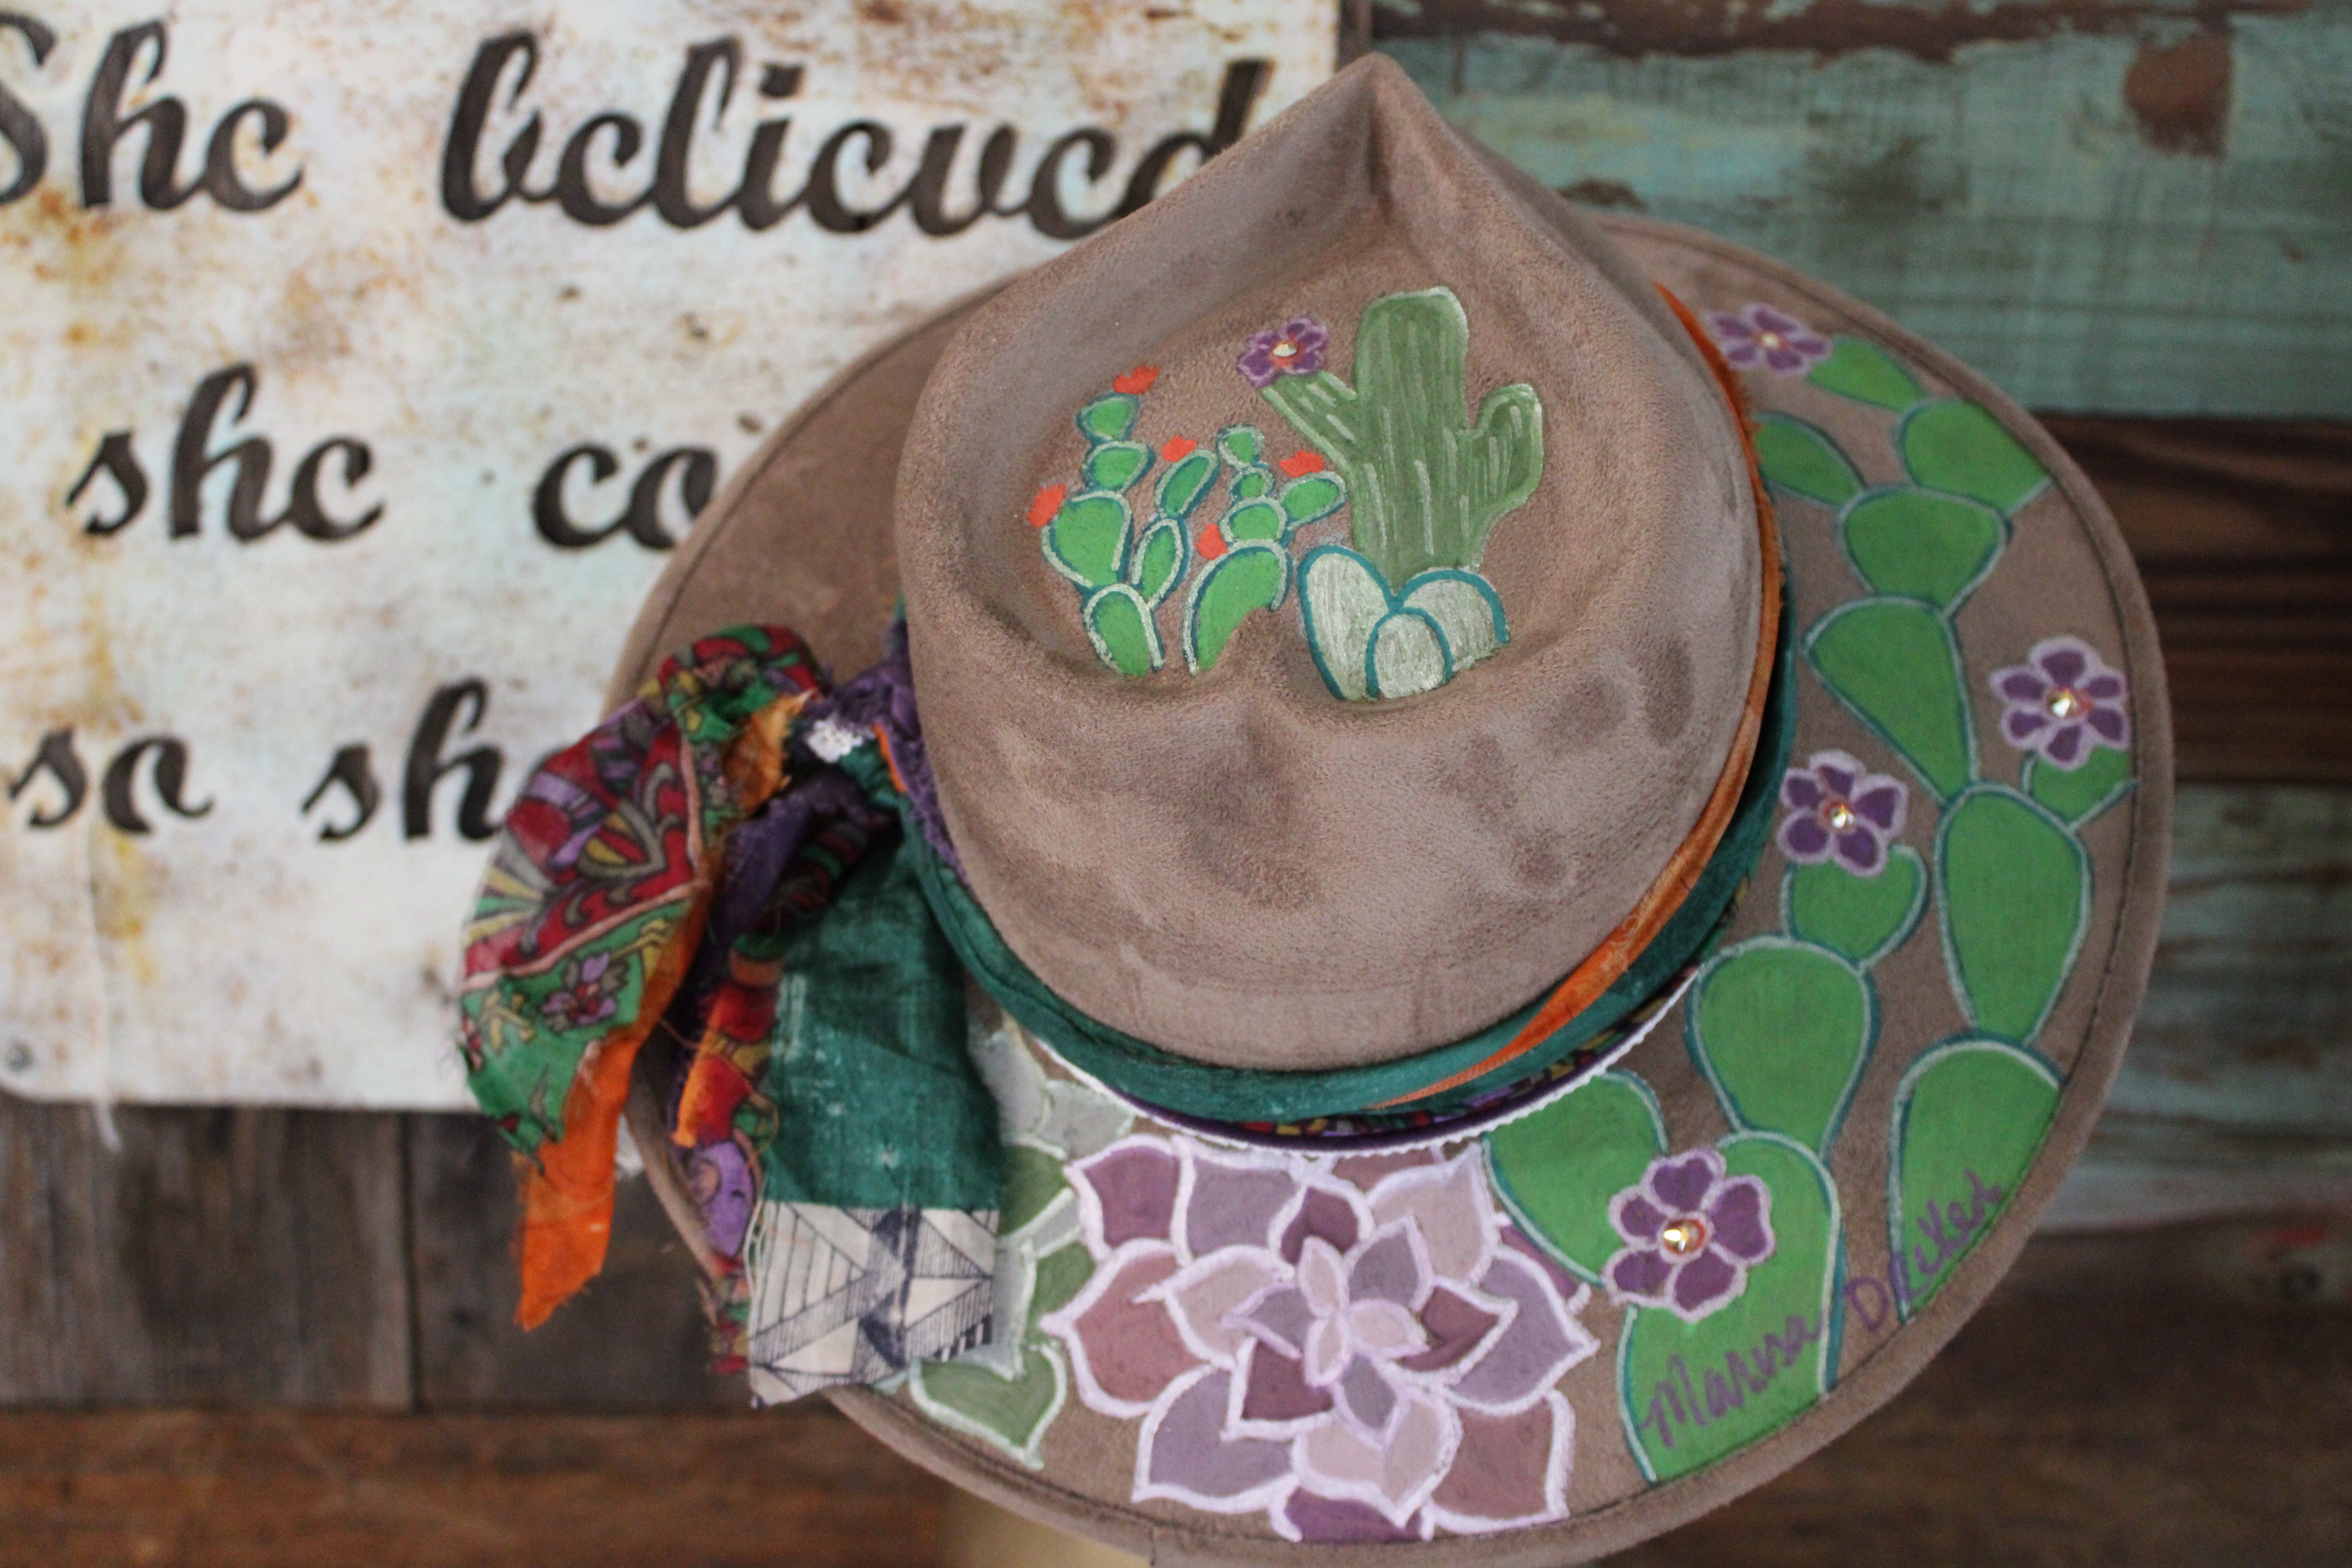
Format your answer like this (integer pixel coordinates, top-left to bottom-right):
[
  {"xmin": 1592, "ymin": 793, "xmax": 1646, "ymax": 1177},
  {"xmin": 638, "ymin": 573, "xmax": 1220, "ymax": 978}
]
[
  {"xmin": 1482, "ymin": 305, "xmax": 2135, "ymax": 1484},
  {"xmin": 1026, "ymin": 288, "xmax": 1541, "ymax": 700}
]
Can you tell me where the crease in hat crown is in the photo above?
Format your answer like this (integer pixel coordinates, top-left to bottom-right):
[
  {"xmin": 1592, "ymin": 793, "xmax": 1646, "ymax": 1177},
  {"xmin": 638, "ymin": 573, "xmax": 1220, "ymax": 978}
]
[{"xmin": 895, "ymin": 55, "xmax": 1768, "ymax": 1073}]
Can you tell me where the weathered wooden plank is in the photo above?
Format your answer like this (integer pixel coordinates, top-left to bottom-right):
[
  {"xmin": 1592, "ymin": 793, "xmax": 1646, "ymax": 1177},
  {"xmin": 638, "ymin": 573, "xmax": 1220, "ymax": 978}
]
[
  {"xmin": 0, "ymin": 1221, "xmax": 2339, "ymax": 1566},
  {"xmin": 0, "ymin": 1099, "xmax": 409, "ymax": 1406},
  {"xmin": 1376, "ymin": 4, "xmax": 2352, "ymax": 417},
  {"xmin": 0, "ymin": 1405, "xmax": 944, "ymax": 1568},
  {"xmin": 405, "ymin": 1113, "xmax": 737, "ymax": 1409},
  {"xmin": 2049, "ymin": 417, "xmax": 2352, "ymax": 784}
]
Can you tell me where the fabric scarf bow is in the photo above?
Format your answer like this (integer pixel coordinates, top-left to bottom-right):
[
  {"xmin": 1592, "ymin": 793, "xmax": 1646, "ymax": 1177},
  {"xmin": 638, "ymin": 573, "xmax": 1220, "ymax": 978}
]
[{"xmin": 457, "ymin": 624, "xmax": 1001, "ymax": 1397}]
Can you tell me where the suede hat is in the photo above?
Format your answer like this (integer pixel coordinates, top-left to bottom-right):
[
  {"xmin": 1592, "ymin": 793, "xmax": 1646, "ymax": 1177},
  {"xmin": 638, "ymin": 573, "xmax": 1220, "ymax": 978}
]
[{"xmin": 460, "ymin": 52, "xmax": 2169, "ymax": 1568}]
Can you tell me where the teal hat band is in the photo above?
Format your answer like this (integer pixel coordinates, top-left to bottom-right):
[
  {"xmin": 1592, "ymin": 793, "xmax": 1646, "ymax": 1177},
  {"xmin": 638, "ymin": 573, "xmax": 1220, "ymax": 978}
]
[{"xmin": 906, "ymin": 608, "xmax": 1797, "ymax": 1130}]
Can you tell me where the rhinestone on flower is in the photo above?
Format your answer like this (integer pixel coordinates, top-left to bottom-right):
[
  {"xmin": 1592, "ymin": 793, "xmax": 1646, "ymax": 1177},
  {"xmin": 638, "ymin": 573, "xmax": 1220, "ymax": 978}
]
[
  {"xmin": 1237, "ymin": 316, "xmax": 1329, "ymax": 389},
  {"xmin": 1778, "ymin": 750, "xmax": 1907, "ymax": 877},
  {"xmin": 1990, "ymin": 635, "xmax": 2131, "ymax": 770}
]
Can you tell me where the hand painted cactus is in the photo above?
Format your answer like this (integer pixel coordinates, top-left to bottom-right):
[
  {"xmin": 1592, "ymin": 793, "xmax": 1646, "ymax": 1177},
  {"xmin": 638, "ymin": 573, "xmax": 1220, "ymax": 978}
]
[
  {"xmin": 1180, "ymin": 426, "xmax": 1347, "ymax": 673},
  {"xmin": 1247, "ymin": 289, "xmax": 1544, "ymax": 591},
  {"xmin": 1033, "ymin": 368, "xmax": 1207, "ymax": 677}
]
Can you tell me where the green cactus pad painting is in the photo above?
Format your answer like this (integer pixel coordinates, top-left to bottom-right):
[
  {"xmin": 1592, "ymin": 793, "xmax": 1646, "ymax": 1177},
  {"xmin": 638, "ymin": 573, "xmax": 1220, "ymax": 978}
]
[
  {"xmin": 1182, "ymin": 543, "xmax": 1290, "ymax": 673},
  {"xmin": 1840, "ymin": 487, "xmax": 2008, "ymax": 610},
  {"xmin": 1898, "ymin": 400, "xmax": 2049, "ymax": 516},
  {"xmin": 1805, "ymin": 336, "xmax": 1923, "ymax": 410},
  {"xmin": 1936, "ymin": 786, "xmax": 2089, "ymax": 1044},
  {"xmin": 1132, "ymin": 521, "xmax": 1187, "ymax": 608},
  {"xmin": 1753, "ymin": 416, "xmax": 1863, "ymax": 508},
  {"xmin": 1688, "ymin": 938, "xmax": 1875, "ymax": 1154},
  {"xmin": 1804, "ymin": 598, "xmax": 1977, "ymax": 802},
  {"xmin": 2024, "ymin": 747, "xmax": 2133, "ymax": 827},
  {"xmin": 1042, "ymin": 492, "xmax": 1132, "ymax": 591},
  {"xmin": 1077, "ymin": 391, "xmax": 1139, "ymax": 443},
  {"xmin": 1782, "ymin": 846, "xmax": 1927, "ymax": 968},
  {"xmin": 911, "ymin": 1342, "xmax": 1067, "ymax": 1466},
  {"xmin": 1082, "ymin": 586, "xmax": 1161, "ymax": 676},
  {"xmin": 1887, "ymin": 1041, "xmax": 2060, "ymax": 1320},
  {"xmin": 1486, "ymin": 1071, "xmax": 1666, "ymax": 1281},
  {"xmin": 1618, "ymin": 1134, "xmax": 1842, "ymax": 1483}
]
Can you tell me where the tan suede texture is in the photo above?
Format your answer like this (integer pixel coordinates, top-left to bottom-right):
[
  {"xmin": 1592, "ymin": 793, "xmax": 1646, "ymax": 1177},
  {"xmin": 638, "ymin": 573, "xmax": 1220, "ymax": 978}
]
[{"xmin": 894, "ymin": 57, "xmax": 1761, "ymax": 1069}]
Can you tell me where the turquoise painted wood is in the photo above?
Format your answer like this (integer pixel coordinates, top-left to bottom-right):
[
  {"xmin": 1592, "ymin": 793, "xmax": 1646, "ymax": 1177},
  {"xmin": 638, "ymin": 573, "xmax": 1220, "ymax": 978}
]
[{"xmin": 1377, "ymin": 0, "xmax": 2352, "ymax": 417}]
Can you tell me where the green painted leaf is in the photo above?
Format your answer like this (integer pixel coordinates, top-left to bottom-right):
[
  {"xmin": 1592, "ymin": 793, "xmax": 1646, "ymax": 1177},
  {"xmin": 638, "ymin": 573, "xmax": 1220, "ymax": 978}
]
[
  {"xmin": 1840, "ymin": 487, "xmax": 2006, "ymax": 610},
  {"xmin": 1806, "ymin": 336, "xmax": 1923, "ymax": 409},
  {"xmin": 1755, "ymin": 416, "xmax": 1862, "ymax": 507},
  {"xmin": 1888, "ymin": 1040, "xmax": 2060, "ymax": 1319},
  {"xmin": 1936, "ymin": 786, "xmax": 2089, "ymax": 1043},
  {"xmin": 1132, "ymin": 521, "xmax": 1183, "ymax": 606},
  {"xmin": 1804, "ymin": 598, "xmax": 1976, "ymax": 802},
  {"xmin": 1082, "ymin": 585, "xmax": 1160, "ymax": 677},
  {"xmin": 913, "ymin": 1342, "xmax": 1065, "ymax": 1461},
  {"xmin": 1620, "ymin": 1134, "xmax": 1840, "ymax": 1482},
  {"xmin": 1223, "ymin": 497, "xmax": 1285, "ymax": 543},
  {"xmin": 1783, "ymin": 846, "xmax": 1927, "ymax": 968},
  {"xmin": 1297, "ymin": 545, "xmax": 1392, "ymax": 701},
  {"xmin": 1082, "ymin": 441, "xmax": 1151, "ymax": 494},
  {"xmin": 1485, "ymin": 1071, "xmax": 1665, "ymax": 1280},
  {"xmin": 1182, "ymin": 543, "xmax": 1288, "ymax": 673},
  {"xmin": 1232, "ymin": 466, "xmax": 1274, "ymax": 501},
  {"xmin": 1029, "ymin": 1243, "xmax": 1093, "ymax": 1327},
  {"xmin": 999, "ymin": 1144, "xmax": 1067, "ymax": 1237},
  {"xmin": 1154, "ymin": 450, "xmax": 1216, "ymax": 521},
  {"xmin": 2024, "ymin": 746, "xmax": 2132, "ymax": 826},
  {"xmin": 1899, "ymin": 401, "xmax": 2049, "ymax": 515},
  {"xmin": 1078, "ymin": 393, "xmax": 1138, "ymax": 443},
  {"xmin": 1278, "ymin": 472, "xmax": 1345, "ymax": 531},
  {"xmin": 1043, "ymin": 492, "xmax": 1129, "ymax": 590},
  {"xmin": 1689, "ymin": 939, "xmax": 1873, "ymax": 1153},
  {"xmin": 1216, "ymin": 425, "xmax": 1264, "ymax": 467}
]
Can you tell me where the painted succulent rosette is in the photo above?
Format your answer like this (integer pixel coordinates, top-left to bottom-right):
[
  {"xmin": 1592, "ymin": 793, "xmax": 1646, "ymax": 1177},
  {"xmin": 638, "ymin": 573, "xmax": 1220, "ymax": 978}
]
[{"xmin": 1042, "ymin": 1139, "xmax": 1595, "ymax": 1541}]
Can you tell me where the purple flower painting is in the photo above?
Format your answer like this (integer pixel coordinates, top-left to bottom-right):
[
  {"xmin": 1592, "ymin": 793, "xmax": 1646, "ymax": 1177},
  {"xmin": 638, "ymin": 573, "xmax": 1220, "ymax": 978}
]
[
  {"xmin": 1237, "ymin": 317, "xmax": 1329, "ymax": 389},
  {"xmin": 1043, "ymin": 1138, "xmax": 1597, "ymax": 1541},
  {"xmin": 1778, "ymin": 750, "xmax": 1907, "ymax": 876},
  {"xmin": 1604, "ymin": 1149, "xmax": 1775, "ymax": 1323},
  {"xmin": 1990, "ymin": 635, "xmax": 2130, "ymax": 769},
  {"xmin": 1705, "ymin": 305, "xmax": 1831, "ymax": 376},
  {"xmin": 686, "ymin": 1138, "xmax": 757, "ymax": 1259}
]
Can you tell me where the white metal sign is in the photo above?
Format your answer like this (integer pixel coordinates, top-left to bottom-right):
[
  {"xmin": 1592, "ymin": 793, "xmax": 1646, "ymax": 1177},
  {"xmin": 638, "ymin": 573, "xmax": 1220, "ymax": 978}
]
[{"xmin": 0, "ymin": 0, "xmax": 1333, "ymax": 1107}]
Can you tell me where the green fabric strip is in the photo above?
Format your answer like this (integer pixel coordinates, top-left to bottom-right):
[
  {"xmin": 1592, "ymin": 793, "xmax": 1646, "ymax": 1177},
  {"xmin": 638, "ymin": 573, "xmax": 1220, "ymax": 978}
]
[
  {"xmin": 908, "ymin": 612, "xmax": 1797, "ymax": 1125},
  {"xmin": 752, "ymin": 806, "xmax": 1002, "ymax": 1212}
]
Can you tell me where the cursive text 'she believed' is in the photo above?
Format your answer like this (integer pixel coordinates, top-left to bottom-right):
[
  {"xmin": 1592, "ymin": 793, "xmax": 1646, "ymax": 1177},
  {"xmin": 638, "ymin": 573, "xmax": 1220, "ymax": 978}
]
[{"xmin": 440, "ymin": 34, "xmax": 1266, "ymax": 240}]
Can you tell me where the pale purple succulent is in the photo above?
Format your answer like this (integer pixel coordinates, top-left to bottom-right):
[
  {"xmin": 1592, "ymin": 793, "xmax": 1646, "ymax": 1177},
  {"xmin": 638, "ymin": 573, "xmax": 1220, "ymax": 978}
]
[
  {"xmin": 687, "ymin": 1138, "xmax": 757, "ymax": 1259},
  {"xmin": 1044, "ymin": 1138, "xmax": 1595, "ymax": 1541},
  {"xmin": 537, "ymin": 951, "xmax": 621, "ymax": 1031},
  {"xmin": 1778, "ymin": 750, "xmax": 1907, "ymax": 876},
  {"xmin": 1604, "ymin": 1149, "xmax": 1775, "ymax": 1323},
  {"xmin": 1991, "ymin": 635, "xmax": 2130, "ymax": 769},
  {"xmin": 1706, "ymin": 304, "xmax": 1831, "ymax": 375},
  {"xmin": 1237, "ymin": 317, "xmax": 1328, "ymax": 389}
]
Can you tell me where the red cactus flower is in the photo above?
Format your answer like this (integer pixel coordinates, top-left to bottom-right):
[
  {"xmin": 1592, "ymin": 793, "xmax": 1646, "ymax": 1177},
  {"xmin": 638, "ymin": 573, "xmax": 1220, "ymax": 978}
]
[
  {"xmin": 1277, "ymin": 450, "xmax": 1327, "ymax": 479},
  {"xmin": 1196, "ymin": 525, "xmax": 1226, "ymax": 561},
  {"xmin": 1112, "ymin": 365, "xmax": 1160, "ymax": 396},
  {"xmin": 1160, "ymin": 437, "xmax": 1198, "ymax": 462},
  {"xmin": 1027, "ymin": 483, "xmax": 1066, "ymax": 528}
]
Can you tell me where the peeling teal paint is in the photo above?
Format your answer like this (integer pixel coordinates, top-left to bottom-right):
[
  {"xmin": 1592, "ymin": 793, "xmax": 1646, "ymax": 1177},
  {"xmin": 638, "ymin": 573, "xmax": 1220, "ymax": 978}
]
[{"xmin": 1381, "ymin": 3, "xmax": 2352, "ymax": 416}]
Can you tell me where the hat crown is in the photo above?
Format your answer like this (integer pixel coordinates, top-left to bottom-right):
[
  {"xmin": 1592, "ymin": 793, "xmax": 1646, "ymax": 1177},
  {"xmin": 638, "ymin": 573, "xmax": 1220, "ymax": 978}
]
[{"xmin": 897, "ymin": 57, "xmax": 1764, "ymax": 1070}]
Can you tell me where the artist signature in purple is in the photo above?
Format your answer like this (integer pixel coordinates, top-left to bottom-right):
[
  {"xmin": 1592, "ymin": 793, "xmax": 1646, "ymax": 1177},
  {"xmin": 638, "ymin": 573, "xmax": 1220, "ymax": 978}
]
[{"xmin": 1631, "ymin": 1169, "xmax": 2007, "ymax": 1452}]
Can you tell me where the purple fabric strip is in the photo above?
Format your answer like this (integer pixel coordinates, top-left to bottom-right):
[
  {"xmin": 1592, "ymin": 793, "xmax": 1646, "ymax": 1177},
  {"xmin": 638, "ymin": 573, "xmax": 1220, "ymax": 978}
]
[{"xmin": 806, "ymin": 617, "xmax": 964, "ymax": 876}]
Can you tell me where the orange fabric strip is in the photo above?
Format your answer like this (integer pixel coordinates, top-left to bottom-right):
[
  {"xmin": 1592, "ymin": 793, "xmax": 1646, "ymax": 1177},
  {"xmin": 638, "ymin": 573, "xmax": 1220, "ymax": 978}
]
[{"xmin": 1371, "ymin": 289, "xmax": 1781, "ymax": 1109}]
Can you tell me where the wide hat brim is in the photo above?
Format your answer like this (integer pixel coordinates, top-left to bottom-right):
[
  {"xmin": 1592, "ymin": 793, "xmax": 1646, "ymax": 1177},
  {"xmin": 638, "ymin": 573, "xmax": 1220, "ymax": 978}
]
[{"xmin": 614, "ymin": 214, "xmax": 2169, "ymax": 1565}]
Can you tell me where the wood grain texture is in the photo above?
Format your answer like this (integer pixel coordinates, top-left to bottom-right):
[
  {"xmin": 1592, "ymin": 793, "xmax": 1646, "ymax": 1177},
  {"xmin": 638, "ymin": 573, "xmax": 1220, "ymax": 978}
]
[
  {"xmin": 0, "ymin": 1100, "xmax": 409, "ymax": 1406},
  {"xmin": 405, "ymin": 1114, "xmax": 738, "ymax": 1409},
  {"xmin": 2049, "ymin": 417, "xmax": 2352, "ymax": 783},
  {"xmin": 1375, "ymin": 6, "xmax": 2352, "ymax": 417},
  {"xmin": 0, "ymin": 1221, "xmax": 2339, "ymax": 1566}
]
